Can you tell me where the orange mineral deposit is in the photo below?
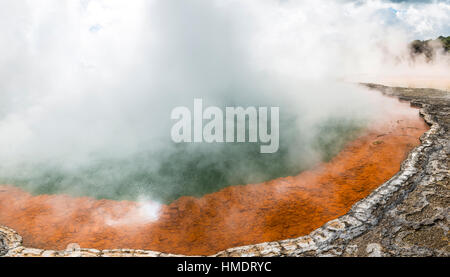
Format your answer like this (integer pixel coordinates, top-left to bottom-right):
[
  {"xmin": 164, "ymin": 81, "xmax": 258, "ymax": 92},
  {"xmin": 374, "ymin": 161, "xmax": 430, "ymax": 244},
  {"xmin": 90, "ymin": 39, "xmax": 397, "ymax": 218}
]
[{"xmin": 0, "ymin": 101, "xmax": 429, "ymax": 255}]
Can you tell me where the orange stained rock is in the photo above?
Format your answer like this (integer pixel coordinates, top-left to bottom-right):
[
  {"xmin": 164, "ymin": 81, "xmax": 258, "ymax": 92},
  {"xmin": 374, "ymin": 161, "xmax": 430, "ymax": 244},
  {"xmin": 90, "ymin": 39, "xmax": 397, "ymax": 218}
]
[{"xmin": 0, "ymin": 103, "xmax": 429, "ymax": 255}]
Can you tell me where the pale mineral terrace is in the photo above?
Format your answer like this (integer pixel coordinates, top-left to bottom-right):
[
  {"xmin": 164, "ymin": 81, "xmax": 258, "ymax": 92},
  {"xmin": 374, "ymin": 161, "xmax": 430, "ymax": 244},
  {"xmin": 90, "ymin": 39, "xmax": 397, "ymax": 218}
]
[{"xmin": 1, "ymin": 84, "xmax": 449, "ymax": 257}]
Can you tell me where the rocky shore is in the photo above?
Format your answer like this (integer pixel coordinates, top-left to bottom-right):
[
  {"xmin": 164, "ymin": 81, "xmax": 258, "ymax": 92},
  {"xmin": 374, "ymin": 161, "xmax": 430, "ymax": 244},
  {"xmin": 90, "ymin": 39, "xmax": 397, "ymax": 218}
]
[{"xmin": 1, "ymin": 84, "xmax": 448, "ymax": 257}]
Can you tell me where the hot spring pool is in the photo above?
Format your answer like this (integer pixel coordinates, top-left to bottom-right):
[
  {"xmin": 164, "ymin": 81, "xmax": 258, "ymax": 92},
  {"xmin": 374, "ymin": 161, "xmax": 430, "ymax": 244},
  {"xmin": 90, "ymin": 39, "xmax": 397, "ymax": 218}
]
[{"xmin": 0, "ymin": 97, "xmax": 429, "ymax": 255}]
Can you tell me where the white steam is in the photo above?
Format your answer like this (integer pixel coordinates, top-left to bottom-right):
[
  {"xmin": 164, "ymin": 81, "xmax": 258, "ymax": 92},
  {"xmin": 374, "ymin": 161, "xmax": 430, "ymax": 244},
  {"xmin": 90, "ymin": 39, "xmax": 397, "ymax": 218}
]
[{"xmin": 0, "ymin": 0, "xmax": 448, "ymax": 202}]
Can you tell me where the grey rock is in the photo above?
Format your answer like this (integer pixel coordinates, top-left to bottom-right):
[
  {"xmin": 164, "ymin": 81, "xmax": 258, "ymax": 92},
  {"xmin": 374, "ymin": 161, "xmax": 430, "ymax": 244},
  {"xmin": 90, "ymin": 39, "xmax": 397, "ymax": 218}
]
[{"xmin": 0, "ymin": 235, "xmax": 8, "ymax": 256}]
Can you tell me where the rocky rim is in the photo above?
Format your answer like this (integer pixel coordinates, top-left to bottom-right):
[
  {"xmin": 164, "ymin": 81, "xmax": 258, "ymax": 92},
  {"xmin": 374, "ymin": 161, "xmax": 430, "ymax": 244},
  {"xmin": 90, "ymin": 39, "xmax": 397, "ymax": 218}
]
[{"xmin": 1, "ymin": 84, "xmax": 448, "ymax": 257}]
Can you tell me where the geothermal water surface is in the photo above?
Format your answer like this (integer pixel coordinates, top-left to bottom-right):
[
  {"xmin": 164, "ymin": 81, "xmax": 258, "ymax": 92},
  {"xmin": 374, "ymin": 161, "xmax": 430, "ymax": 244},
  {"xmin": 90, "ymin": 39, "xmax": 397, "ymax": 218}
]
[{"xmin": 0, "ymin": 95, "xmax": 429, "ymax": 255}]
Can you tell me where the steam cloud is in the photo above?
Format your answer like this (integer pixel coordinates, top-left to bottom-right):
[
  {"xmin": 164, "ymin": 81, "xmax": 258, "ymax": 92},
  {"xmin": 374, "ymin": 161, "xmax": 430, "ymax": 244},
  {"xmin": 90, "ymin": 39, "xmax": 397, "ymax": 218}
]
[{"xmin": 0, "ymin": 0, "xmax": 448, "ymax": 204}]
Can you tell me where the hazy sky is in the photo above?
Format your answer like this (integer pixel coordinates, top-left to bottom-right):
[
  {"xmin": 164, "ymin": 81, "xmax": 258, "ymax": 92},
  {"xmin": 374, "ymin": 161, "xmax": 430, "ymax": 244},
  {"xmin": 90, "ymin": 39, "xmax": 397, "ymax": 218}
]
[
  {"xmin": 378, "ymin": 0, "xmax": 450, "ymax": 38},
  {"xmin": 77, "ymin": 0, "xmax": 450, "ymax": 40}
]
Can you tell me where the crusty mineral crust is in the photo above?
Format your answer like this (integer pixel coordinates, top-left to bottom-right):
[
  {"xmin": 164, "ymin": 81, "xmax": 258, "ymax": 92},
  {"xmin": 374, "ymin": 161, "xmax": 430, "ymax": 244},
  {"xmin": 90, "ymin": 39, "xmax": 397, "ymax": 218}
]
[{"xmin": 1, "ymin": 84, "xmax": 448, "ymax": 257}]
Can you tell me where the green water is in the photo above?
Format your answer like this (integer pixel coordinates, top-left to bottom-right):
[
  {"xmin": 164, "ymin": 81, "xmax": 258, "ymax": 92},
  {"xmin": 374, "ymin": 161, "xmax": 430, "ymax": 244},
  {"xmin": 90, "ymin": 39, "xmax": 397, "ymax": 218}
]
[{"xmin": 0, "ymin": 117, "xmax": 365, "ymax": 204}]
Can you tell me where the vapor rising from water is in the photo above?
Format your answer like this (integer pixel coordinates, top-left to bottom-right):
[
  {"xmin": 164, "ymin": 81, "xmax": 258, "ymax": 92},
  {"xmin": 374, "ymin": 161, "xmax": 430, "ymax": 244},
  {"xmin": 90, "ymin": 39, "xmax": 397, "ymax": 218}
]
[{"xmin": 0, "ymin": 0, "xmax": 448, "ymax": 207}]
